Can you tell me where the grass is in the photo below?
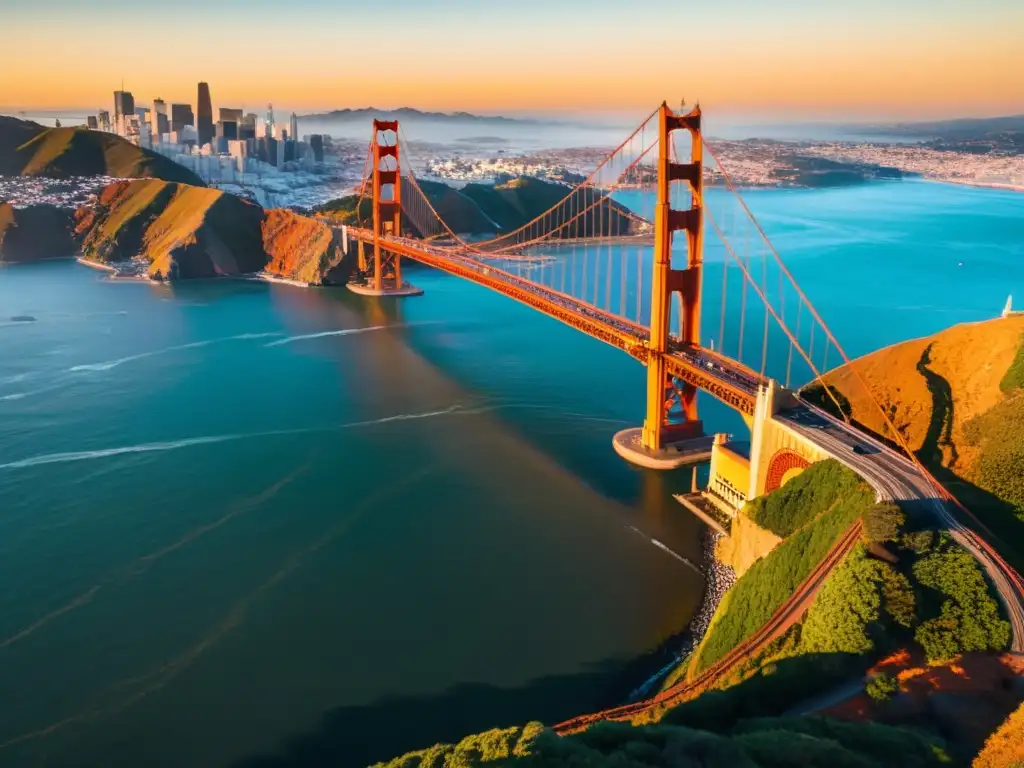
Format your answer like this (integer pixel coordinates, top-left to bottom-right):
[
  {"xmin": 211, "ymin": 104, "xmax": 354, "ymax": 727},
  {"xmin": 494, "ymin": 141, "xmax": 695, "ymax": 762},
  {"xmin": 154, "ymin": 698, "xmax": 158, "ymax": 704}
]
[
  {"xmin": 690, "ymin": 462, "xmax": 873, "ymax": 675},
  {"xmin": 999, "ymin": 332, "xmax": 1024, "ymax": 392},
  {"xmin": 746, "ymin": 460, "xmax": 865, "ymax": 537}
]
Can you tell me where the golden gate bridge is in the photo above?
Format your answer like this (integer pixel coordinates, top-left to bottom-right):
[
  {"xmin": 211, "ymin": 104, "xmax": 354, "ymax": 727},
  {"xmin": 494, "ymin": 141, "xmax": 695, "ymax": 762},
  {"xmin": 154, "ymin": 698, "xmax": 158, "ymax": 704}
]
[{"xmin": 324, "ymin": 103, "xmax": 1024, "ymax": 724}]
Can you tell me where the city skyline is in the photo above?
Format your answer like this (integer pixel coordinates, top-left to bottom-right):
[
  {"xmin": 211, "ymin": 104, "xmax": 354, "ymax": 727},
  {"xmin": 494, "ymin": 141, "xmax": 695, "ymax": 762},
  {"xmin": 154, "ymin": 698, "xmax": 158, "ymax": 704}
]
[{"xmin": 2, "ymin": 0, "xmax": 1022, "ymax": 121}]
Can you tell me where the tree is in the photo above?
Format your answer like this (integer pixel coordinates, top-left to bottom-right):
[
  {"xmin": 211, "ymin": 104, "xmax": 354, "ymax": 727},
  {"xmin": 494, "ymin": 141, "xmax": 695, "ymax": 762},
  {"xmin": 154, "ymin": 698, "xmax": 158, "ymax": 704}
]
[
  {"xmin": 862, "ymin": 503, "xmax": 906, "ymax": 544},
  {"xmin": 866, "ymin": 673, "xmax": 900, "ymax": 702}
]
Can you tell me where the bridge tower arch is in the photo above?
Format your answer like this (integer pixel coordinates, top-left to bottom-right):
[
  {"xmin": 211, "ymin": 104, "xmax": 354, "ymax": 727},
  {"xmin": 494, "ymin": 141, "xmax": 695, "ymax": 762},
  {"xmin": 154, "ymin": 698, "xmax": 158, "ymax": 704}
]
[
  {"xmin": 349, "ymin": 119, "xmax": 422, "ymax": 297},
  {"xmin": 614, "ymin": 103, "xmax": 708, "ymax": 469}
]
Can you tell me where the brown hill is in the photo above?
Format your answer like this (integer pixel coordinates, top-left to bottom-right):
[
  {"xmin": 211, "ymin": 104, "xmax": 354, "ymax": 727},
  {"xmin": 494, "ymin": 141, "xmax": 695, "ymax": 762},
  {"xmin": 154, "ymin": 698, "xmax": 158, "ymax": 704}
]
[
  {"xmin": 0, "ymin": 116, "xmax": 202, "ymax": 185},
  {"xmin": 75, "ymin": 179, "xmax": 268, "ymax": 279},
  {"xmin": 73, "ymin": 179, "xmax": 354, "ymax": 284},
  {"xmin": 261, "ymin": 209, "xmax": 351, "ymax": 284},
  {"xmin": 0, "ymin": 203, "xmax": 76, "ymax": 263},
  {"xmin": 804, "ymin": 316, "xmax": 1024, "ymax": 563}
]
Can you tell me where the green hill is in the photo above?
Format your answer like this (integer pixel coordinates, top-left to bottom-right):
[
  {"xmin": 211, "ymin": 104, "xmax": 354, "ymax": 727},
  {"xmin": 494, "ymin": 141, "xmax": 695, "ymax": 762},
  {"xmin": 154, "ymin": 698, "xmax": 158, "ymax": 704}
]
[
  {"xmin": 316, "ymin": 176, "xmax": 641, "ymax": 238},
  {"xmin": 0, "ymin": 116, "xmax": 202, "ymax": 185},
  {"xmin": 368, "ymin": 717, "xmax": 948, "ymax": 768}
]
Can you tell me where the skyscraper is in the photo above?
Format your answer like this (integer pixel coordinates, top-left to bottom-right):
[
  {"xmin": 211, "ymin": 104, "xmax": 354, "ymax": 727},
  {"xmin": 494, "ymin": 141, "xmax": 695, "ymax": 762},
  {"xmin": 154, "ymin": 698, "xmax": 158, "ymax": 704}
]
[
  {"xmin": 264, "ymin": 103, "xmax": 275, "ymax": 139},
  {"xmin": 289, "ymin": 112, "xmax": 298, "ymax": 143},
  {"xmin": 196, "ymin": 82, "xmax": 214, "ymax": 147},
  {"xmin": 310, "ymin": 134, "xmax": 324, "ymax": 163},
  {"xmin": 171, "ymin": 103, "xmax": 194, "ymax": 133},
  {"xmin": 113, "ymin": 90, "xmax": 135, "ymax": 120},
  {"xmin": 153, "ymin": 98, "xmax": 169, "ymax": 137}
]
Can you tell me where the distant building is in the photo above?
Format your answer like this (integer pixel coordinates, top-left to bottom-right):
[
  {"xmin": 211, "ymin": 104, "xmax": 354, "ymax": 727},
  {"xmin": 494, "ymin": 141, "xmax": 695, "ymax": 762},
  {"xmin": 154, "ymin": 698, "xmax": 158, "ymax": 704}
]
[
  {"xmin": 196, "ymin": 82, "xmax": 214, "ymax": 147},
  {"xmin": 153, "ymin": 98, "xmax": 169, "ymax": 137},
  {"xmin": 97, "ymin": 110, "xmax": 110, "ymax": 132},
  {"xmin": 264, "ymin": 103, "xmax": 275, "ymax": 139},
  {"xmin": 310, "ymin": 134, "xmax": 324, "ymax": 163},
  {"xmin": 289, "ymin": 112, "xmax": 298, "ymax": 145},
  {"xmin": 87, "ymin": 116, "xmax": 98, "ymax": 130},
  {"xmin": 113, "ymin": 90, "xmax": 135, "ymax": 135},
  {"xmin": 239, "ymin": 113, "xmax": 257, "ymax": 141},
  {"xmin": 113, "ymin": 90, "xmax": 135, "ymax": 120},
  {"xmin": 171, "ymin": 104, "xmax": 194, "ymax": 133}
]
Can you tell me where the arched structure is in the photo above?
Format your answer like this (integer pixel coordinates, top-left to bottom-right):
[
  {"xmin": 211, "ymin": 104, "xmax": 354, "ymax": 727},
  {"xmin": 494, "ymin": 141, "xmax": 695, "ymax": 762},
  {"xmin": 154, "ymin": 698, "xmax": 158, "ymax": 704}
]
[{"xmin": 764, "ymin": 449, "xmax": 812, "ymax": 493}]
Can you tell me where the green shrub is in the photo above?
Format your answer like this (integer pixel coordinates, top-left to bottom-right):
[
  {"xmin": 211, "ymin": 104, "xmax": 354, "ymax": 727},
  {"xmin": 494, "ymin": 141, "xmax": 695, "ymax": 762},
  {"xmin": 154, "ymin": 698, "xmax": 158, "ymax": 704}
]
[
  {"xmin": 866, "ymin": 673, "xmax": 900, "ymax": 702},
  {"xmin": 693, "ymin": 466, "xmax": 873, "ymax": 673},
  {"xmin": 911, "ymin": 546, "xmax": 1011, "ymax": 663},
  {"xmin": 862, "ymin": 502, "xmax": 907, "ymax": 544},
  {"xmin": 900, "ymin": 530, "xmax": 936, "ymax": 555},
  {"xmin": 733, "ymin": 717, "xmax": 949, "ymax": 767},
  {"xmin": 800, "ymin": 545, "xmax": 915, "ymax": 655},
  {"xmin": 746, "ymin": 460, "xmax": 865, "ymax": 538},
  {"xmin": 962, "ymin": 394, "xmax": 1024, "ymax": 522},
  {"xmin": 999, "ymin": 333, "xmax": 1024, "ymax": 392}
]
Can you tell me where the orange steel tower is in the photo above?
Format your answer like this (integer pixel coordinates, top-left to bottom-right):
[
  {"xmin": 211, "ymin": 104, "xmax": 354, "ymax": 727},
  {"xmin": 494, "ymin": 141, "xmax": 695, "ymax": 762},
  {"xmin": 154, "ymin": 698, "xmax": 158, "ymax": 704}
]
[
  {"xmin": 641, "ymin": 102, "xmax": 705, "ymax": 452},
  {"xmin": 371, "ymin": 119, "xmax": 403, "ymax": 291}
]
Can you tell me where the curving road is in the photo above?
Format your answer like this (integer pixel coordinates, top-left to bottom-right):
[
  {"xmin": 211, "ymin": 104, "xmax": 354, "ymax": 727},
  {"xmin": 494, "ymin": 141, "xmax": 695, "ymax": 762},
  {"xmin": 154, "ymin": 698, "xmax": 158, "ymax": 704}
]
[{"xmin": 782, "ymin": 401, "xmax": 1024, "ymax": 654}]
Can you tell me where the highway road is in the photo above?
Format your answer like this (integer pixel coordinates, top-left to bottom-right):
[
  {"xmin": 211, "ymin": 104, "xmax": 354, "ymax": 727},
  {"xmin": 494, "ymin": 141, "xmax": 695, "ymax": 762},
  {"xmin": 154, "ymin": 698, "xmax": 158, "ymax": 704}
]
[{"xmin": 782, "ymin": 402, "xmax": 1024, "ymax": 653}]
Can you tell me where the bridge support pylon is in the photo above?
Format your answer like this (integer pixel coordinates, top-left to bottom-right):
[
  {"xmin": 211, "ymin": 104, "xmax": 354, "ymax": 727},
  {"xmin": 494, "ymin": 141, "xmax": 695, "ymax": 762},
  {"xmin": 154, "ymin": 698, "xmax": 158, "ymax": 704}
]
[
  {"xmin": 613, "ymin": 102, "xmax": 706, "ymax": 470},
  {"xmin": 347, "ymin": 119, "xmax": 423, "ymax": 298}
]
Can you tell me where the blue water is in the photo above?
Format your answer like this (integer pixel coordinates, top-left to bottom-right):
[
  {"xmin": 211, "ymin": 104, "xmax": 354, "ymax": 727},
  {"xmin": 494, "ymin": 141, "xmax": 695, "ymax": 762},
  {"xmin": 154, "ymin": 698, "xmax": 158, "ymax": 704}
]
[{"xmin": 0, "ymin": 179, "xmax": 1022, "ymax": 767}]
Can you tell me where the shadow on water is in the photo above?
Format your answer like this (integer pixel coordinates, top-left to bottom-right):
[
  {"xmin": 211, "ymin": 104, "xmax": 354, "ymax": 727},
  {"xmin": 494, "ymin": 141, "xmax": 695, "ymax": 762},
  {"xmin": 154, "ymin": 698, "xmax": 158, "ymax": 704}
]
[{"xmin": 231, "ymin": 660, "xmax": 623, "ymax": 768}]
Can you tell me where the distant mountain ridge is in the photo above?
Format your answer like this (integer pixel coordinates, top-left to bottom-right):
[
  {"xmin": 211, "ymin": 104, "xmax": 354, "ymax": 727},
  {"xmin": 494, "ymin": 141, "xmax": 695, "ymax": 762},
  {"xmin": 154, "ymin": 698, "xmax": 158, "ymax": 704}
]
[
  {"xmin": 297, "ymin": 107, "xmax": 541, "ymax": 125},
  {"xmin": 848, "ymin": 114, "xmax": 1024, "ymax": 138}
]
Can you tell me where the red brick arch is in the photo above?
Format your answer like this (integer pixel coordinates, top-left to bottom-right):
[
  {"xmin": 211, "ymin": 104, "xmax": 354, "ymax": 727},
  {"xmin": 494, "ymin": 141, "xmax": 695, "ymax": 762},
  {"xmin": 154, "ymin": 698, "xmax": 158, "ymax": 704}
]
[{"xmin": 765, "ymin": 450, "xmax": 812, "ymax": 493}]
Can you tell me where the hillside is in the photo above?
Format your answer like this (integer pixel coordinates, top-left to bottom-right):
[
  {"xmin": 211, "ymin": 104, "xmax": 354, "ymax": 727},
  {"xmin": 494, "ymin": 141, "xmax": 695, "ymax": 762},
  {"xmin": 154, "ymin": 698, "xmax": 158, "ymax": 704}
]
[
  {"xmin": 366, "ymin": 716, "xmax": 949, "ymax": 767},
  {"xmin": 803, "ymin": 316, "xmax": 1024, "ymax": 563},
  {"xmin": 261, "ymin": 208, "xmax": 350, "ymax": 284},
  {"xmin": 0, "ymin": 203, "xmax": 75, "ymax": 262},
  {"xmin": 317, "ymin": 176, "xmax": 641, "ymax": 238},
  {"xmin": 0, "ymin": 116, "xmax": 202, "ymax": 185},
  {"xmin": 71, "ymin": 179, "xmax": 352, "ymax": 283}
]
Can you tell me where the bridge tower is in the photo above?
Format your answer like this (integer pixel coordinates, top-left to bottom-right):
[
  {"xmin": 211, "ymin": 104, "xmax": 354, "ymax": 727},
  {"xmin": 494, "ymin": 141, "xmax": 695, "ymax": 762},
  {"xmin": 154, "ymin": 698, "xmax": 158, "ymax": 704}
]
[
  {"xmin": 613, "ymin": 103, "xmax": 708, "ymax": 469},
  {"xmin": 348, "ymin": 119, "xmax": 422, "ymax": 297}
]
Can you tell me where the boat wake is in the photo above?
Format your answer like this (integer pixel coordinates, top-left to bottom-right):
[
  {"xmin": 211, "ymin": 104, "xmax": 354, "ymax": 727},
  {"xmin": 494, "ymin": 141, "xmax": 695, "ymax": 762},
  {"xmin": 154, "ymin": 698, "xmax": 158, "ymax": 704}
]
[
  {"xmin": 0, "ymin": 405, "xmax": 477, "ymax": 472},
  {"xmin": 264, "ymin": 325, "xmax": 391, "ymax": 347},
  {"xmin": 624, "ymin": 525, "xmax": 702, "ymax": 574},
  {"xmin": 68, "ymin": 332, "xmax": 283, "ymax": 372}
]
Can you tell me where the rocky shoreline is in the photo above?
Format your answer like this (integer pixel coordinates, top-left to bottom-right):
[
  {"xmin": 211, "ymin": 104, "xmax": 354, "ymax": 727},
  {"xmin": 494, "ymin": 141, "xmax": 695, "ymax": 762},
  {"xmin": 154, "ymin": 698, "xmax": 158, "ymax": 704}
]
[{"xmin": 627, "ymin": 529, "xmax": 737, "ymax": 700}]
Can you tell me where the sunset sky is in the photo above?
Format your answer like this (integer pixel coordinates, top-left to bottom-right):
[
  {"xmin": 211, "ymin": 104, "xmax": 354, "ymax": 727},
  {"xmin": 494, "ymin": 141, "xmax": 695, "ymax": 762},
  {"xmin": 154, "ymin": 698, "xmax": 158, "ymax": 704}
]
[{"xmin": 2, "ymin": 0, "xmax": 1022, "ymax": 122}]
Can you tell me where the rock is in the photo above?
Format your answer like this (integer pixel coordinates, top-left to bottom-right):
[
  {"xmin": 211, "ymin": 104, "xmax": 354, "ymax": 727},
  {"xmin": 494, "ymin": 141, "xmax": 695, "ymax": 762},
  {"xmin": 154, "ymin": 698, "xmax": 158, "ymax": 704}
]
[
  {"xmin": 261, "ymin": 209, "xmax": 352, "ymax": 285},
  {"xmin": 0, "ymin": 203, "xmax": 76, "ymax": 263}
]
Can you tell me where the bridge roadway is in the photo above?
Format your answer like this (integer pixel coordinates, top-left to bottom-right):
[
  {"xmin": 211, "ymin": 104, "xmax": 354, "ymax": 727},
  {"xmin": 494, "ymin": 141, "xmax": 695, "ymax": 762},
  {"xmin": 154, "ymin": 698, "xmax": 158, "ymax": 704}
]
[{"xmin": 345, "ymin": 228, "xmax": 764, "ymax": 415}]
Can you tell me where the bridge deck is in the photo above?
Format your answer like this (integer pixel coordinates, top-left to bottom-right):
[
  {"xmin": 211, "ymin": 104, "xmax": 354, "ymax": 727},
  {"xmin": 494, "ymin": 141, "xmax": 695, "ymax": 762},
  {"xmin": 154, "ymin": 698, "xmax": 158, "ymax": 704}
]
[{"xmin": 344, "ymin": 229, "xmax": 763, "ymax": 415}]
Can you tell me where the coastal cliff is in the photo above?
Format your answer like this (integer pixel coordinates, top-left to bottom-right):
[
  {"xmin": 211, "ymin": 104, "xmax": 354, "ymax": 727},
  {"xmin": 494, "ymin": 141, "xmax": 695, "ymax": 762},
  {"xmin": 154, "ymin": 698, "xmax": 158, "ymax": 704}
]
[
  {"xmin": 261, "ymin": 209, "xmax": 351, "ymax": 284},
  {"xmin": 0, "ymin": 203, "xmax": 76, "ymax": 263},
  {"xmin": 71, "ymin": 179, "xmax": 352, "ymax": 283}
]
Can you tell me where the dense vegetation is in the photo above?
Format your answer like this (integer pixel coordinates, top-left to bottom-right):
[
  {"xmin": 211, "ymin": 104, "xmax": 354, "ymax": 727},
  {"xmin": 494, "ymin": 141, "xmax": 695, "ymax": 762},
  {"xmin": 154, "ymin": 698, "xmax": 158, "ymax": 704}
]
[
  {"xmin": 999, "ymin": 332, "xmax": 1024, "ymax": 392},
  {"xmin": 0, "ymin": 203, "xmax": 76, "ymax": 263},
  {"xmin": 0, "ymin": 117, "xmax": 202, "ymax": 184},
  {"xmin": 371, "ymin": 717, "xmax": 948, "ymax": 768},
  {"xmin": 691, "ymin": 461, "xmax": 873, "ymax": 673},
  {"xmin": 746, "ymin": 460, "xmax": 866, "ymax": 537},
  {"xmin": 911, "ymin": 541, "xmax": 1011, "ymax": 663}
]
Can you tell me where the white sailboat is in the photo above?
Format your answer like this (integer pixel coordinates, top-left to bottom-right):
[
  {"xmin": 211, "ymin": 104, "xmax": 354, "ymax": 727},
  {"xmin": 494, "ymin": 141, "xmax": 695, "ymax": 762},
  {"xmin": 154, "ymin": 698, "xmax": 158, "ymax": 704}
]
[{"xmin": 1002, "ymin": 295, "xmax": 1014, "ymax": 318}]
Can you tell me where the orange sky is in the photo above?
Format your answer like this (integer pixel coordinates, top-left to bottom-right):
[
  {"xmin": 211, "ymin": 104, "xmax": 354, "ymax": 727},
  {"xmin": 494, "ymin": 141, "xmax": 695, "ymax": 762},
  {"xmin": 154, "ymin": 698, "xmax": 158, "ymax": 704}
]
[{"xmin": 2, "ymin": 1, "xmax": 1022, "ymax": 120}]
